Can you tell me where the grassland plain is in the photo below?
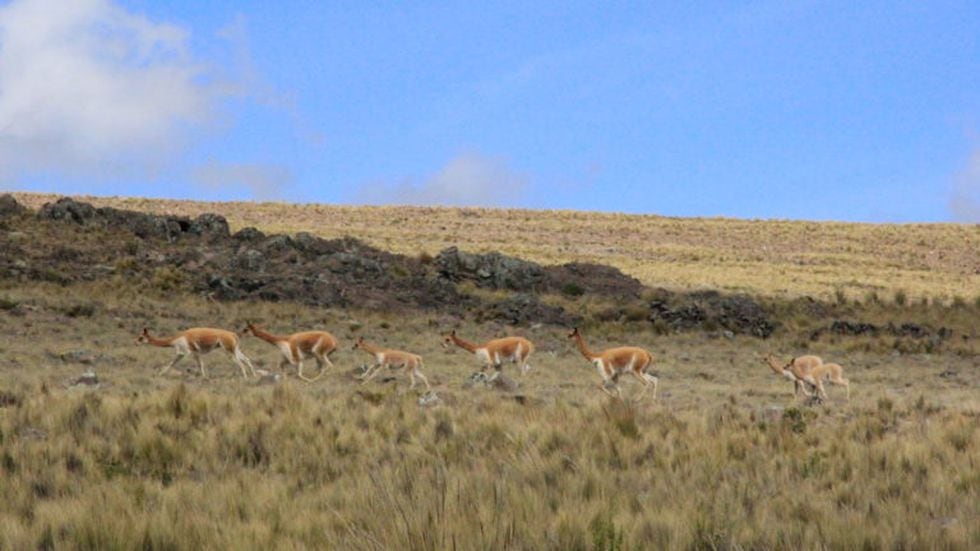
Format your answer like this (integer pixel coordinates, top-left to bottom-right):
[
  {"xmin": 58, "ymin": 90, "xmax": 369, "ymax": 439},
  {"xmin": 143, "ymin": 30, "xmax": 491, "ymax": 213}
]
[
  {"xmin": 12, "ymin": 192, "xmax": 980, "ymax": 304},
  {"xmin": 0, "ymin": 195, "xmax": 978, "ymax": 549},
  {"xmin": 0, "ymin": 279, "xmax": 977, "ymax": 550}
]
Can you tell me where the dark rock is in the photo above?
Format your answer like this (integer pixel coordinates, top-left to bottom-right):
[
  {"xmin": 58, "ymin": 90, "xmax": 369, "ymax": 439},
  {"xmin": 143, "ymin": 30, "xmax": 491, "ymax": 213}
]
[
  {"xmin": 546, "ymin": 262, "xmax": 644, "ymax": 299},
  {"xmin": 0, "ymin": 194, "xmax": 27, "ymax": 217},
  {"xmin": 436, "ymin": 246, "xmax": 546, "ymax": 291},
  {"xmin": 477, "ymin": 293, "xmax": 579, "ymax": 326},
  {"xmin": 37, "ymin": 197, "xmax": 229, "ymax": 243},
  {"xmin": 829, "ymin": 320, "xmax": 879, "ymax": 336},
  {"xmin": 38, "ymin": 197, "xmax": 98, "ymax": 223},
  {"xmin": 259, "ymin": 235, "xmax": 293, "ymax": 254},
  {"xmin": 233, "ymin": 227, "xmax": 265, "ymax": 241},
  {"xmin": 235, "ymin": 249, "xmax": 266, "ymax": 272},
  {"xmin": 188, "ymin": 213, "xmax": 230, "ymax": 238},
  {"xmin": 648, "ymin": 290, "xmax": 775, "ymax": 337}
]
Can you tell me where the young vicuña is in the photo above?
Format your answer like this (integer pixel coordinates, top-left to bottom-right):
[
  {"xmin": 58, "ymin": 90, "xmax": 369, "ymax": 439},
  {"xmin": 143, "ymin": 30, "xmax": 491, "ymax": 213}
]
[
  {"xmin": 353, "ymin": 336, "xmax": 430, "ymax": 390},
  {"xmin": 443, "ymin": 330, "xmax": 534, "ymax": 380}
]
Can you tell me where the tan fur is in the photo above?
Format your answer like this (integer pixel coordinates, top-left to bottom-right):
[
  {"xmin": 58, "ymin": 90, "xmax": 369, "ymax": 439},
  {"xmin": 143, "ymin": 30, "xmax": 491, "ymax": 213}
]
[
  {"xmin": 764, "ymin": 353, "xmax": 820, "ymax": 399},
  {"xmin": 764, "ymin": 354, "xmax": 850, "ymax": 401},
  {"xmin": 137, "ymin": 327, "xmax": 255, "ymax": 379},
  {"xmin": 353, "ymin": 337, "xmax": 430, "ymax": 391},
  {"xmin": 443, "ymin": 330, "xmax": 535, "ymax": 378},
  {"xmin": 813, "ymin": 362, "xmax": 850, "ymax": 400},
  {"xmin": 568, "ymin": 328, "xmax": 658, "ymax": 400},
  {"xmin": 242, "ymin": 322, "xmax": 338, "ymax": 382}
]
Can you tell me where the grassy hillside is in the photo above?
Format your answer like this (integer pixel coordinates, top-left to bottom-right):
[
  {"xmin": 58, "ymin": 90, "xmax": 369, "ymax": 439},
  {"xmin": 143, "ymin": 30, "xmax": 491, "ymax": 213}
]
[
  {"xmin": 12, "ymin": 192, "xmax": 979, "ymax": 304},
  {"xmin": 1, "ymin": 193, "xmax": 977, "ymax": 549}
]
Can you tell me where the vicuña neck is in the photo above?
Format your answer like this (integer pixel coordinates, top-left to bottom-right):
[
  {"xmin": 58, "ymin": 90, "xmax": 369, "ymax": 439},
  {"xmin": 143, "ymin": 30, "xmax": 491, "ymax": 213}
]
[
  {"xmin": 765, "ymin": 356, "xmax": 786, "ymax": 374},
  {"xmin": 251, "ymin": 326, "xmax": 286, "ymax": 344},
  {"xmin": 146, "ymin": 332, "xmax": 176, "ymax": 347},
  {"xmin": 358, "ymin": 341, "xmax": 381, "ymax": 354},
  {"xmin": 451, "ymin": 334, "xmax": 479, "ymax": 353},
  {"xmin": 573, "ymin": 334, "xmax": 597, "ymax": 360}
]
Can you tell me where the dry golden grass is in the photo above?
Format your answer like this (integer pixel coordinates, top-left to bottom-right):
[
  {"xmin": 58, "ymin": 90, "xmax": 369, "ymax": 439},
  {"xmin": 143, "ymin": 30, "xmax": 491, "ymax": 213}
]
[
  {"xmin": 0, "ymin": 281, "xmax": 977, "ymax": 549},
  {"xmin": 12, "ymin": 192, "xmax": 979, "ymax": 304}
]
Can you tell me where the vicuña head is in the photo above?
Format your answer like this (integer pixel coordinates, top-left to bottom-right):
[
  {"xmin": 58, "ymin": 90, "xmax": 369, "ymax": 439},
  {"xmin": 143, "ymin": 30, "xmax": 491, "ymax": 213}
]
[
  {"xmin": 762, "ymin": 353, "xmax": 791, "ymax": 372},
  {"xmin": 136, "ymin": 328, "xmax": 151, "ymax": 344},
  {"xmin": 442, "ymin": 329, "xmax": 457, "ymax": 348},
  {"xmin": 568, "ymin": 327, "xmax": 580, "ymax": 339},
  {"xmin": 240, "ymin": 321, "xmax": 259, "ymax": 337},
  {"xmin": 352, "ymin": 336, "xmax": 365, "ymax": 350}
]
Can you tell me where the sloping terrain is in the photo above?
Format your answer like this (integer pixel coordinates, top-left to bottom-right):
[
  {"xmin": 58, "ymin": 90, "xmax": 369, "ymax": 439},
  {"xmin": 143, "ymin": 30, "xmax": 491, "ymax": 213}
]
[
  {"xmin": 3, "ymin": 195, "xmax": 975, "ymax": 349},
  {"xmin": 12, "ymin": 192, "xmax": 979, "ymax": 303}
]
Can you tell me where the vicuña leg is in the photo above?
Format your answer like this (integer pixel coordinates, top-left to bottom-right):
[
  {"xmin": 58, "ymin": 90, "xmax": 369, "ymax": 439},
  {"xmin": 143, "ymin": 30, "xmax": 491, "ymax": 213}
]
[
  {"xmin": 297, "ymin": 360, "xmax": 316, "ymax": 383},
  {"xmin": 159, "ymin": 352, "xmax": 186, "ymax": 377},
  {"xmin": 234, "ymin": 348, "xmax": 255, "ymax": 378},
  {"xmin": 194, "ymin": 353, "xmax": 207, "ymax": 378},
  {"xmin": 360, "ymin": 363, "xmax": 384, "ymax": 385},
  {"xmin": 411, "ymin": 367, "xmax": 431, "ymax": 391}
]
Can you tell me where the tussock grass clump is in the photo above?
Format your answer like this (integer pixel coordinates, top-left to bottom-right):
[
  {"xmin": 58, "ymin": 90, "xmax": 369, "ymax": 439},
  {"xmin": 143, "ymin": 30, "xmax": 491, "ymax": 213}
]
[{"xmin": 0, "ymin": 385, "xmax": 976, "ymax": 549}]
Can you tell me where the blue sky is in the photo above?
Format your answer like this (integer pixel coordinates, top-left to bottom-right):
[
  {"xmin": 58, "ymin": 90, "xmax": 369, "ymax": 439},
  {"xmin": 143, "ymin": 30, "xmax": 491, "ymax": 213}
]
[{"xmin": 1, "ymin": 1, "xmax": 979, "ymax": 221}]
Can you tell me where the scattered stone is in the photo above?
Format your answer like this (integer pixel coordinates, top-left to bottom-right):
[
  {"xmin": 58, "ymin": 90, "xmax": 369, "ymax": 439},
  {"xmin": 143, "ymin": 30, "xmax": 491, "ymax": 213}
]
[
  {"xmin": 70, "ymin": 371, "xmax": 100, "ymax": 386},
  {"xmin": 938, "ymin": 370, "xmax": 957, "ymax": 379},
  {"xmin": 418, "ymin": 391, "xmax": 441, "ymax": 408}
]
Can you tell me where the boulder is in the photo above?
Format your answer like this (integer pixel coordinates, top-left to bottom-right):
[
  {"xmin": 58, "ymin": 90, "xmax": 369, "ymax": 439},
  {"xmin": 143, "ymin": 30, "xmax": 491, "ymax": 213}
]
[
  {"xmin": 436, "ymin": 246, "xmax": 546, "ymax": 291},
  {"xmin": 0, "ymin": 194, "xmax": 27, "ymax": 217}
]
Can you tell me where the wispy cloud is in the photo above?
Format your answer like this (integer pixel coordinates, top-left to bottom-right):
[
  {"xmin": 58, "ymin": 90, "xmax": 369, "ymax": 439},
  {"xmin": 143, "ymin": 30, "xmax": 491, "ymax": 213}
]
[
  {"xmin": 0, "ymin": 0, "xmax": 236, "ymax": 181},
  {"xmin": 191, "ymin": 160, "xmax": 293, "ymax": 201},
  {"xmin": 950, "ymin": 149, "xmax": 980, "ymax": 222},
  {"xmin": 358, "ymin": 153, "xmax": 528, "ymax": 207}
]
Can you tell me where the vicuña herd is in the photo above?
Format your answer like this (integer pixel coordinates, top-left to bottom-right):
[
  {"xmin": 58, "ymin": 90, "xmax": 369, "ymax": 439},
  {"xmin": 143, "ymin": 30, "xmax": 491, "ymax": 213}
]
[{"xmin": 137, "ymin": 324, "xmax": 851, "ymax": 403}]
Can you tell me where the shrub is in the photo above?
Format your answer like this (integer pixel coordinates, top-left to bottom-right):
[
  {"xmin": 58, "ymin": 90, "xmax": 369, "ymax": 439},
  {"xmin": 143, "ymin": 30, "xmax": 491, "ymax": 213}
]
[{"xmin": 562, "ymin": 282, "xmax": 586, "ymax": 297}]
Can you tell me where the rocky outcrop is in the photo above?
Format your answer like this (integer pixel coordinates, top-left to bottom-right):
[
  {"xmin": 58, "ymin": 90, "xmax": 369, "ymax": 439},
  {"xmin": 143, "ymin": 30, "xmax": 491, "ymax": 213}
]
[
  {"xmin": 37, "ymin": 197, "xmax": 229, "ymax": 242},
  {"xmin": 436, "ymin": 246, "xmax": 546, "ymax": 291},
  {"xmin": 435, "ymin": 247, "xmax": 644, "ymax": 299},
  {"xmin": 648, "ymin": 290, "xmax": 776, "ymax": 338},
  {"xmin": 0, "ymin": 194, "xmax": 28, "ymax": 217}
]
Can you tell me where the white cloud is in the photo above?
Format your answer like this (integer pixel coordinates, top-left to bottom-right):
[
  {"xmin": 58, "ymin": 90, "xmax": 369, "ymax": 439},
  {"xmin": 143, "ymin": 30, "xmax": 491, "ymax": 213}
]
[
  {"xmin": 191, "ymin": 160, "xmax": 292, "ymax": 201},
  {"xmin": 950, "ymin": 149, "xmax": 980, "ymax": 223},
  {"xmin": 0, "ymin": 0, "xmax": 228, "ymax": 179},
  {"xmin": 359, "ymin": 152, "xmax": 528, "ymax": 207}
]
